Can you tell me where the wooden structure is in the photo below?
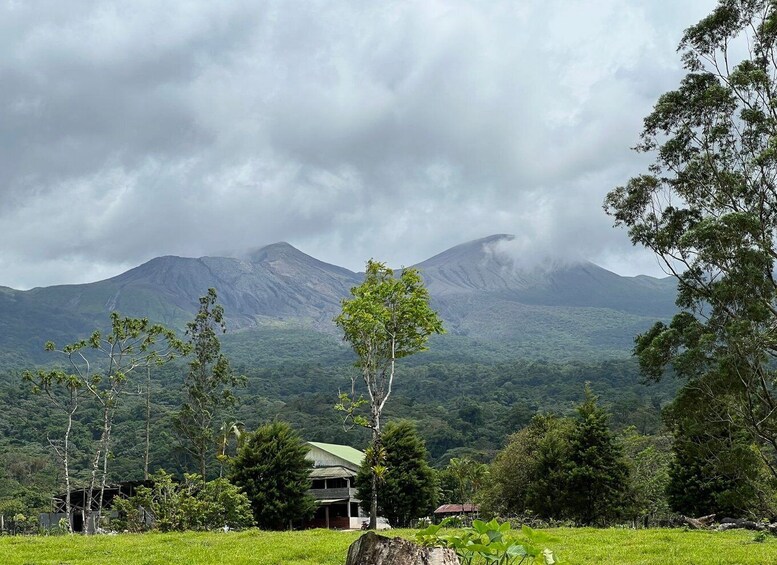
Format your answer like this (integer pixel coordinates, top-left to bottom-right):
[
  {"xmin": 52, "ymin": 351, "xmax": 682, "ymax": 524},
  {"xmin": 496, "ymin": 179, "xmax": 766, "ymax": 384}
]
[
  {"xmin": 40, "ymin": 480, "xmax": 152, "ymax": 533},
  {"xmin": 304, "ymin": 441, "xmax": 387, "ymax": 529},
  {"xmin": 433, "ymin": 503, "xmax": 479, "ymax": 523}
]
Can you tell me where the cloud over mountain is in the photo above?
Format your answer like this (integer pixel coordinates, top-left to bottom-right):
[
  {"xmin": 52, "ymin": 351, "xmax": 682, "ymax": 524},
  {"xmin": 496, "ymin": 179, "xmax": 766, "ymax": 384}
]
[{"xmin": 1, "ymin": 0, "xmax": 715, "ymax": 289}]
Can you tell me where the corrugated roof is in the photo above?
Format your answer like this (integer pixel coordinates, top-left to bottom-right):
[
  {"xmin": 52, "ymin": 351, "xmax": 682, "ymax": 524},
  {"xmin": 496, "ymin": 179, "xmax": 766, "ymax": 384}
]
[
  {"xmin": 310, "ymin": 466, "xmax": 357, "ymax": 479},
  {"xmin": 434, "ymin": 504, "xmax": 479, "ymax": 514},
  {"xmin": 307, "ymin": 441, "xmax": 365, "ymax": 467}
]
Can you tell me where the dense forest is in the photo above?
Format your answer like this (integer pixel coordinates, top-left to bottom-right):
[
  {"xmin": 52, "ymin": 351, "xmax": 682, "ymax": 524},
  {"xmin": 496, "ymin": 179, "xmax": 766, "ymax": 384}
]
[{"xmin": 0, "ymin": 324, "xmax": 677, "ymax": 518}]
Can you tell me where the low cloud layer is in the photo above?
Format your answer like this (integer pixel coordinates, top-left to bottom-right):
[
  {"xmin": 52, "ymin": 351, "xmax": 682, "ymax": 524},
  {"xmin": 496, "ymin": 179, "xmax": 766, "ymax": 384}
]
[{"xmin": 1, "ymin": 0, "xmax": 715, "ymax": 289}]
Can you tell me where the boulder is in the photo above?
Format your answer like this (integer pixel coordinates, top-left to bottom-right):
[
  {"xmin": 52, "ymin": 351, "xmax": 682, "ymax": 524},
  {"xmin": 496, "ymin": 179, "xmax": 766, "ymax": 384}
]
[{"xmin": 345, "ymin": 531, "xmax": 459, "ymax": 565}]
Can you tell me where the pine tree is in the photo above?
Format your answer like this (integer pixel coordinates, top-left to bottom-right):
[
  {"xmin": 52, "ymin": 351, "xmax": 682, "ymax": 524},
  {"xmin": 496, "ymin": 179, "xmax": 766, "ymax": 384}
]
[
  {"xmin": 173, "ymin": 288, "xmax": 242, "ymax": 478},
  {"xmin": 564, "ymin": 384, "xmax": 629, "ymax": 525},
  {"xmin": 355, "ymin": 420, "xmax": 437, "ymax": 527},
  {"xmin": 229, "ymin": 421, "xmax": 316, "ymax": 530}
]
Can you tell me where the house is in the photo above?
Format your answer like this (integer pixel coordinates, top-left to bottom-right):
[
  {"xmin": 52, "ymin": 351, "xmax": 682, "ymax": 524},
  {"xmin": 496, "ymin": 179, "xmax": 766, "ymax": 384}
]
[{"xmin": 304, "ymin": 441, "xmax": 388, "ymax": 530}]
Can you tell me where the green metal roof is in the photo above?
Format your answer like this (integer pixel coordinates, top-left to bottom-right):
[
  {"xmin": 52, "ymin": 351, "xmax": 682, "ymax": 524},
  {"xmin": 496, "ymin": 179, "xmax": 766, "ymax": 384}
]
[{"xmin": 307, "ymin": 441, "xmax": 365, "ymax": 467}]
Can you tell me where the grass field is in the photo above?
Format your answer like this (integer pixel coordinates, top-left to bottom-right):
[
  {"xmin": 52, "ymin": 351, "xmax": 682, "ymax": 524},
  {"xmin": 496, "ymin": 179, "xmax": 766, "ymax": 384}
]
[{"xmin": 2, "ymin": 527, "xmax": 777, "ymax": 565}]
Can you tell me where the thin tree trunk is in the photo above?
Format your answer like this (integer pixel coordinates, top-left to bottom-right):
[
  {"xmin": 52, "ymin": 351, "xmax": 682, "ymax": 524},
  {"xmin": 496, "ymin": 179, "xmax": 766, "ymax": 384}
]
[
  {"xmin": 96, "ymin": 414, "xmax": 113, "ymax": 530},
  {"xmin": 369, "ymin": 410, "xmax": 380, "ymax": 530},
  {"xmin": 63, "ymin": 409, "xmax": 74, "ymax": 533},
  {"xmin": 144, "ymin": 365, "xmax": 151, "ymax": 481},
  {"xmin": 84, "ymin": 443, "xmax": 102, "ymax": 535}
]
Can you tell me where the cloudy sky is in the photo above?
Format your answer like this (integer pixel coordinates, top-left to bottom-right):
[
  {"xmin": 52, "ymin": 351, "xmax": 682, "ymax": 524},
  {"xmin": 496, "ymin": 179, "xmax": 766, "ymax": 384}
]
[{"xmin": 1, "ymin": 0, "xmax": 718, "ymax": 289}]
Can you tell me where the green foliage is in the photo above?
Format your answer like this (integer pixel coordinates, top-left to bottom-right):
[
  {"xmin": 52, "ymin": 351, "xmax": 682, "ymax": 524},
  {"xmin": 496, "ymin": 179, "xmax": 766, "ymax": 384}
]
[
  {"xmin": 620, "ymin": 428, "xmax": 672, "ymax": 526},
  {"xmin": 111, "ymin": 470, "xmax": 253, "ymax": 532},
  {"xmin": 229, "ymin": 421, "xmax": 315, "ymax": 530},
  {"xmin": 335, "ymin": 261, "xmax": 445, "ymax": 369},
  {"xmin": 335, "ymin": 259, "xmax": 443, "ymax": 527},
  {"xmin": 334, "ymin": 260, "xmax": 444, "ymax": 433},
  {"xmin": 446, "ymin": 457, "xmax": 489, "ymax": 508},
  {"xmin": 605, "ymin": 0, "xmax": 777, "ymax": 495},
  {"xmin": 355, "ymin": 420, "xmax": 437, "ymax": 527},
  {"xmin": 564, "ymin": 385, "xmax": 629, "ymax": 526},
  {"xmin": 417, "ymin": 518, "xmax": 557, "ymax": 565},
  {"xmin": 479, "ymin": 415, "xmax": 571, "ymax": 519},
  {"xmin": 664, "ymin": 381, "xmax": 777, "ymax": 518},
  {"xmin": 173, "ymin": 288, "xmax": 244, "ymax": 478},
  {"xmin": 481, "ymin": 388, "xmax": 631, "ymax": 525}
]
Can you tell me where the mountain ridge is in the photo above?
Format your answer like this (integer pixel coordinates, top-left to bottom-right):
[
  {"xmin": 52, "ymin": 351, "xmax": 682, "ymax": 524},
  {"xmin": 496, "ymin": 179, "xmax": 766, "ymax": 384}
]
[{"xmin": 0, "ymin": 235, "xmax": 678, "ymax": 365}]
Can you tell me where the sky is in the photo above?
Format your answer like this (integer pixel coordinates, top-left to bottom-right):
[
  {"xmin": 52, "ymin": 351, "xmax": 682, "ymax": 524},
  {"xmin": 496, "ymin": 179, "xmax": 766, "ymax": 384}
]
[{"xmin": 1, "ymin": 0, "xmax": 718, "ymax": 290}]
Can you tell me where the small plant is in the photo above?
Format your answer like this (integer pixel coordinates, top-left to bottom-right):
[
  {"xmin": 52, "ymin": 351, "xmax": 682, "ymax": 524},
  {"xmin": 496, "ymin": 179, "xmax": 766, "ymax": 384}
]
[
  {"xmin": 753, "ymin": 531, "xmax": 768, "ymax": 543},
  {"xmin": 417, "ymin": 518, "xmax": 557, "ymax": 564}
]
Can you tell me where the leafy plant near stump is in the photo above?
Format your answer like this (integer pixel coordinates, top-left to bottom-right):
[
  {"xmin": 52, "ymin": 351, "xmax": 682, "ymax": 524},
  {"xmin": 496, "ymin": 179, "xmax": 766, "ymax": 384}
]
[{"xmin": 417, "ymin": 518, "xmax": 557, "ymax": 565}]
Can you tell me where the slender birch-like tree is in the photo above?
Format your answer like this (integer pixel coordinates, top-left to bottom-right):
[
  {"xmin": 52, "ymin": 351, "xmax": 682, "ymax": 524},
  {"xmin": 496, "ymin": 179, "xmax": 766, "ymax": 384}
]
[
  {"xmin": 43, "ymin": 314, "xmax": 186, "ymax": 533},
  {"xmin": 23, "ymin": 368, "xmax": 83, "ymax": 533},
  {"xmin": 335, "ymin": 260, "xmax": 443, "ymax": 529}
]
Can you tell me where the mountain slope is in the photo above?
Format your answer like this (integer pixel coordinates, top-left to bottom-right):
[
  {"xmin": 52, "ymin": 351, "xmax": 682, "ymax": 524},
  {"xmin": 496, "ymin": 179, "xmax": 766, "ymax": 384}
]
[
  {"xmin": 410, "ymin": 235, "xmax": 676, "ymax": 352},
  {"xmin": 25, "ymin": 242, "xmax": 360, "ymax": 331},
  {"xmin": 0, "ymin": 236, "xmax": 679, "ymax": 364}
]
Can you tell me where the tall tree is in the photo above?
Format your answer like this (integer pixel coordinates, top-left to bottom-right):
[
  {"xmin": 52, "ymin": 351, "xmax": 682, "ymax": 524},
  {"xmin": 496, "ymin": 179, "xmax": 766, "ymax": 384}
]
[
  {"xmin": 663, "ymin": 379, "xmax": 776, "ymax": 517},
  {"xmin": 38, "ymin": 314, "xmax": 185, "ymax": 532},
  {"xmin": 174, "ymin": 288, "xmax": 243, "ymax": 478},
  {"xmin": 479, "ymin": 413, "xmax": 573, "ymax": 520},
  {"xmin": 564, "ymin": 385, "xmax": 629, "ymax": 526},
  {"xmin": 355, "ymin": 420, "xmax": 437, "ymax": 528},
  {"xmin": 446, "ymin": 457, "xmax": 488, "ymax": 510},
  {"xmin": 620, "ymin": 427, "xmax": 672, "ymax": 528},
  {"xmin": 229, "ymin": 421, "xmax": 315, "ymax": 530},
  {"xmin": 605, "ymin": 0, "xmax": 777, "ymax": 481},
  {"xmin": 22, "ymin": 368, "xmax": 83, "ymax": 533},
  {"xmin": 335, "ymin": 260, "xmax": 444, "ymax": 529}
]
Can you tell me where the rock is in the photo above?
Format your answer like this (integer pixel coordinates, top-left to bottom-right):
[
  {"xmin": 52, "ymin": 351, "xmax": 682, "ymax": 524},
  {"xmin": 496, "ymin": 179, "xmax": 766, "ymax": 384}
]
[
  {"xmin": 715, "ymin": 519, "xmax": 765, "ymax": 532},
  {"xmin": 345, "ymin": 531, "xmax": 459, "ymax": 565}
]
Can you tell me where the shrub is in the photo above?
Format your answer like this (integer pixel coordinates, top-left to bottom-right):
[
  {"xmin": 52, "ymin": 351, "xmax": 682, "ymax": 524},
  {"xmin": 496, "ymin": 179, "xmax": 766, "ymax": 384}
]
[{"xmin": 111, "ymin": 470, "xmax": 253, "ymax": 532}]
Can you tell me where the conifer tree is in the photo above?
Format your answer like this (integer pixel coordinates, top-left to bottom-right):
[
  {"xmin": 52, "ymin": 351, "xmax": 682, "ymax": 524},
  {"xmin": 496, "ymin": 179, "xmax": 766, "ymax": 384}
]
[
  {"xmin": 355, "ymin": 420, "xmax": 437, "ymax": 527},
  {"xmin": 229, "ymin": 421, "xmax": 315, "ymax": 530},
  {"xmin": 174, "ymin": 288, "xmax": 243, "ymax": 478},
  {"xmin": 564, "ymin": 385, "xmax": 629, "ymax": 525}
]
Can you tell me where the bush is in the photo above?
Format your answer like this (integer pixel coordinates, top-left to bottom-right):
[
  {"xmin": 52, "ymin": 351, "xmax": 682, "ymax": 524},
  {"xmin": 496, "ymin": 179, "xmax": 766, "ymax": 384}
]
[{"xmin": 111, "ymin": 470, "xmax": 254, "ymax": 532}]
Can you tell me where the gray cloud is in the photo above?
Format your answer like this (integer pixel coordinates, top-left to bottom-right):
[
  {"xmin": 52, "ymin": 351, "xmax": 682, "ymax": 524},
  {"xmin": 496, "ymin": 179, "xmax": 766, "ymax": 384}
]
[{"xmin": 1, "ymin": 0, "xmax": 716, "ymax": 288}]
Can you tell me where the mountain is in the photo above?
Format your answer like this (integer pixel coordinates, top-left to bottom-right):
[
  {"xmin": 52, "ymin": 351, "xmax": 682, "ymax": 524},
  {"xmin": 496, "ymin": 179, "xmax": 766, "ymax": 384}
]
[
  {"xmin": 413, "ymin": 235, "xmax": 677, "ymax": 357},
  {"xmin": 0, "ymin": 235, "xmax": 679, "ymax": 365},
  {"xmin": 417, "ymin": 235, "xmax": 676, "ymax": 315},
  {"xmin": 26, "ymin": 242, "xmax": 360, "ymax": 328}
]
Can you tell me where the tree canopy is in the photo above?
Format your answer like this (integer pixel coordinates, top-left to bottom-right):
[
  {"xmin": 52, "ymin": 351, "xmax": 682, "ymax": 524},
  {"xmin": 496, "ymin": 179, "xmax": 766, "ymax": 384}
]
[
  {"xmin": 229, "ymin": 421, "xmax": 315, "ymax": 530},
  {"xmin": 605, "ymin": 0, "xmax": 777, "ymax": 483},
  {"xmin": 335, "ymin": 259, "xmax": 443, "ymax": 528}
]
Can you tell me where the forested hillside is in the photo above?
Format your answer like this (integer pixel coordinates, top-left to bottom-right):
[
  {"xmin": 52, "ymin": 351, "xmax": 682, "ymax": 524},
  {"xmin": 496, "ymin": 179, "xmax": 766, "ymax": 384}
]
[
  {"xmin": 0, "ymin": 235, "xmax": 682, "ymax": 520},
  {"xmin": 0, "ymin": 323, "xmax": 677, "ymax": 516}
]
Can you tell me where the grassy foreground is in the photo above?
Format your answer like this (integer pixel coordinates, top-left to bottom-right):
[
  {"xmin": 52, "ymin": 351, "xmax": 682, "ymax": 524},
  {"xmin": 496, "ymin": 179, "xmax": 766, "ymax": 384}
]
[{"xmin": 1, "ymin": 527, "xmax": 777, "ymax": 565}]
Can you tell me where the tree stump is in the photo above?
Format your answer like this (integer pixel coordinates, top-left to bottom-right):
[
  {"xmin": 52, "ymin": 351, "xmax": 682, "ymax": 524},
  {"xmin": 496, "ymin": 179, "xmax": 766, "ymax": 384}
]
[
  {"xmin": 345, "ymin": 531, "xmax": 459, "ymax": 565},
  {"xmin": 681, "ymin": 514, "xmax": 716, "ymax": 529}
]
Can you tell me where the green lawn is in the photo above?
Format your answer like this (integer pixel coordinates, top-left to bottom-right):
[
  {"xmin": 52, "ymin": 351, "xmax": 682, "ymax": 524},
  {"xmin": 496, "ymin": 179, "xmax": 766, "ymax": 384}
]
[{"xmin": 1, "ymin": 528, "xmax": 776, "ymax": 565}]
